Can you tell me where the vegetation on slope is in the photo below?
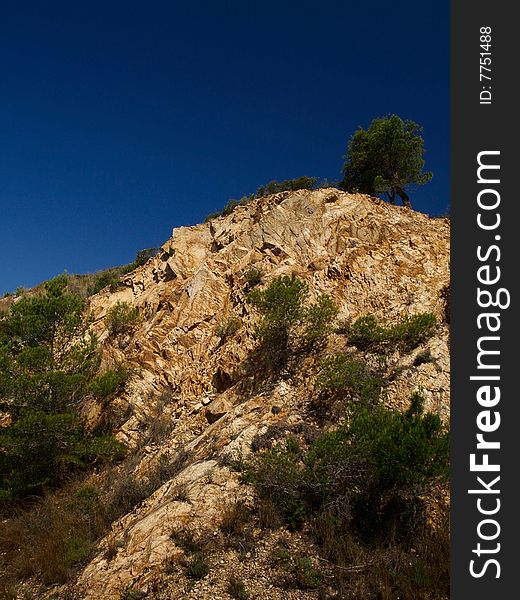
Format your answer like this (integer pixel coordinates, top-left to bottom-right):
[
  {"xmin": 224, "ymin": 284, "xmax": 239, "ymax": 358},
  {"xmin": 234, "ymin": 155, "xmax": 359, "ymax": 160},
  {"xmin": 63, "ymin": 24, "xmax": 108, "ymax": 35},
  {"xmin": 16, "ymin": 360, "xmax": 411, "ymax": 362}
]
[{"xmin": 0, "ymin": 275, "xmax": 127, "ymax": 503}]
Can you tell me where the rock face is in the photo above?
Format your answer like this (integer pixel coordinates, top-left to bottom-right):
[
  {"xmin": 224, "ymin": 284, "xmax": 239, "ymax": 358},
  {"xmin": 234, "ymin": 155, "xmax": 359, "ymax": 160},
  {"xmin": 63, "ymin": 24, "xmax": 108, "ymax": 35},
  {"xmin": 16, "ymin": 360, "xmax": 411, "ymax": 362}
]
[{"xmin": 65, "ymin": 190, "xmax": 449, "ymax": 599}]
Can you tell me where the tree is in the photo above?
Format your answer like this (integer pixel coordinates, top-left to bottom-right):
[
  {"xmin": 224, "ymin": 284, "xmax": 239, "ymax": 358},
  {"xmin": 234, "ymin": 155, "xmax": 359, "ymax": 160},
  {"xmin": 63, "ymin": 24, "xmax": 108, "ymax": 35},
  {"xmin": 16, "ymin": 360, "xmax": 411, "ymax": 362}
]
[
  {"xmin": 0, "ymin": 275, "xmax": 125, "ymax": 502},
  {"xmin": 340, "ymin": 115, "xmax": 432, "ymax": 208}
]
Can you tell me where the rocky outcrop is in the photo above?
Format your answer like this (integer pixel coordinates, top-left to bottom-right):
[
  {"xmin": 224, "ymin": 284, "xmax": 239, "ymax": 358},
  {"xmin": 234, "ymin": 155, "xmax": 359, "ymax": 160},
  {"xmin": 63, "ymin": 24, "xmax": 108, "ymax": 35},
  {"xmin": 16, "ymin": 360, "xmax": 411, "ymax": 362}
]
[{"xmin": 58, "ymin": 190, "xmax": 449, "ymax": 599}]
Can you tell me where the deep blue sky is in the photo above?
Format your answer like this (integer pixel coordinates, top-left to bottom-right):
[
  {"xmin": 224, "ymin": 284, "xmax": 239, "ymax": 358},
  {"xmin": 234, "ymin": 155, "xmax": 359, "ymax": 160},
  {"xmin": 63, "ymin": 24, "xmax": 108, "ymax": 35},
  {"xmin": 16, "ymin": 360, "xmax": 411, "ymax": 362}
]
[{"xmin": 1, "ymin": 1, "xmax": 449, "ymax": 295}]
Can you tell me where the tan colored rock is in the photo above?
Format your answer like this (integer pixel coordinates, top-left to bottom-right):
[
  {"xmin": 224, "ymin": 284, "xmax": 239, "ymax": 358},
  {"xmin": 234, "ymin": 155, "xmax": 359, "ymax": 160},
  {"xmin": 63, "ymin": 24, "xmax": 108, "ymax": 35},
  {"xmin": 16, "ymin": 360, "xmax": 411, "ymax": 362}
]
[{"xmin": 55, "ymin": 190, "xmax": 450, "ymax": 599}]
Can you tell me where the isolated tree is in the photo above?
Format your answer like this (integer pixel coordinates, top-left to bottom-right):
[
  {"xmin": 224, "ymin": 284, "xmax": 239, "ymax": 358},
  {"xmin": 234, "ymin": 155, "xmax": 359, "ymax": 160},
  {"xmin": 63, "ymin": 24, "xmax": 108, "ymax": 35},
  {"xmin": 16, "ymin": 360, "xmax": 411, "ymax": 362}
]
[{"xmin": 340, "ymin": 115, "xmax": 432, "ymax": 208}]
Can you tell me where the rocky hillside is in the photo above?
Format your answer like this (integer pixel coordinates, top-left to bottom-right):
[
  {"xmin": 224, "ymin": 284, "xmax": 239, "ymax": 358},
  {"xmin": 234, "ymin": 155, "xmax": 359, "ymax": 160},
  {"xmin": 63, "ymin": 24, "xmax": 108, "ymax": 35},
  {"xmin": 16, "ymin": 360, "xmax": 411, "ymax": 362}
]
[{"xmin": 43, "ymin": 189, "xmax": 449, "ymax": 599}]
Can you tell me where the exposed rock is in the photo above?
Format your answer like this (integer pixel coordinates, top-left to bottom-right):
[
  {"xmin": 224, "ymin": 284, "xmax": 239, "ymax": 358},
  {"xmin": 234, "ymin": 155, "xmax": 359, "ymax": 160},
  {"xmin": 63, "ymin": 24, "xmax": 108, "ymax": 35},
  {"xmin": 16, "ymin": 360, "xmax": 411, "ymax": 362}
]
[{"xmin": 48, "ymin": 190, "xmax": 449, "ymax": 599}]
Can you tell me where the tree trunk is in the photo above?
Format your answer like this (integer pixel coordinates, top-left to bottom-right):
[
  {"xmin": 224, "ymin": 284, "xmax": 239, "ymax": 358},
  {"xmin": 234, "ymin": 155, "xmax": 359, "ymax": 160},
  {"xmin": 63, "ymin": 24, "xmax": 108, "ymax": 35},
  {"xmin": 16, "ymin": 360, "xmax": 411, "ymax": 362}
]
[{"xmin": 397, "ymin": 188, "xmax": 412, "ymax": 209}]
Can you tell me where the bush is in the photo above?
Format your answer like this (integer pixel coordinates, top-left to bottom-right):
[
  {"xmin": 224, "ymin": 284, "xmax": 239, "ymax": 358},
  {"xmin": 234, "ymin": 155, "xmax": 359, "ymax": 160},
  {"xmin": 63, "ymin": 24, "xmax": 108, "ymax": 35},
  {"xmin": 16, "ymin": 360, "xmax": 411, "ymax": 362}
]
[
  {"xmin": 316, "ymin": 354, "xmax": 385, "ymax": 404},
  {"xmin": 246, "ymin": 275, "xmax": 337, "ymax": 358},
  {"xmin": 302, "ymin": 294, "xmax": 339, "ymax": 347},
  {"xmin": 106, "ymin": 301, "xmax": 141, "ymax": 336},
  {"xmin": 205, "ymin": 177, "xmax": 319, "ymax": 220},
  {"xmin": 345, "ymin": 392, "xmax": 449, "ymax": 488},
  {"xmin": 348, "ymin": 313, "xmax": 437, "ymax": 352},
  {"xmin": 220, "ymin": 501, "xmax": 251, "ymax": 537},
  {"xmin": 243, "ymin": 442, "xmax": 307, "ymax": 530},
  {"xmin": 0, "ymin": 411, "xmax": 125, "ymax": 500},
  {"xmin": 215, "ymin": 317, "xmax": 241, "ymax": 341},
  {"xmin": 227, "ymin": 576, "xmax": 249, "ymax": 599},
  {"xmin": 88, "ymin": 363, "xmax": 130, "ymax": 400},
  {"xmin": 293, "ymin": 556, "xmax": 322, "ymax": 589},
  {"xmin": 247, "ymin": 393, "xmax": 449, "ymax": 540},
  {"xmin": 87, "ymin": 271, "xmax": 121, "ymax": 296},
  {"xmin": 247, "ymin": 274, "xmax": 308, "ymax": 350},
  {"xmin": 244, "ymin": 268, "xmax": 263, "ymax": 290},
  {"xmin": 185, "ymin": 552, "xmax": 210, "ymax": 579},
  {"xmin": 391, "ymin": 313, "xmax": 437, "ymax": 350},
  {"xmin": 132, "ymin": 248, "xmax": 159, "ymax": 268},
  {"xmin": 257, "ymin": 176, "xmax": 318, "ymax": 196}
]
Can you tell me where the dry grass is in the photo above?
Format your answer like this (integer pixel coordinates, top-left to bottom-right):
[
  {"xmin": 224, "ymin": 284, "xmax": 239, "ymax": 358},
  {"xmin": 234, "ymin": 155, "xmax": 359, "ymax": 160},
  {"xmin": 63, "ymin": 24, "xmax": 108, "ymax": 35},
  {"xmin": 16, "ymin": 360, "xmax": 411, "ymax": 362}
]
[{"xmin": 0, "ymin": 482, "xmax": 107, "ymax": 594}]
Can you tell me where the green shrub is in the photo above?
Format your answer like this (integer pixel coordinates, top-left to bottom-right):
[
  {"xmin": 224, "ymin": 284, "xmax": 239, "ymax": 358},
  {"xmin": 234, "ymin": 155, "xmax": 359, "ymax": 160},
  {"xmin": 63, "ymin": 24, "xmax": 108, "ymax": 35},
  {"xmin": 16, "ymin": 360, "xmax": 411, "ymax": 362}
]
[
  {"xmin": 88, "ymin": 363, "xmax": 130, "ymax": 400},
  {"xmin": 247, "ymin": 393, "xmax": 449, "ymax": 536},
  {"xmin": 243, "ymin": 443, "xmax": 307, "ymax": 529},
  {"xmin": 87, "ymin": 271, "xmax": 121, "ymax": 296},
  {"xmin": 293, "ymin": 556, "xmax": 322, "ymax": 589},
  {"xmin": 215, "ymin": 317, "xmax": 241, "ymax": 340},
  {"xmin": 247, "ymin": 274, "xmax": 308, "ymax": 349},
  {"xmin": 302, "ymin": 294, "xmax": 339, "ymax": 347},
  {"xmin": 0, "ymin": 411, "xmax": 125, "ymax": 500},
  {"xmin": 185, "ymin": 552, "xmax": 210, "ymax": 579},
  {"xmin": 106, "ymin": 301, "xmax": 141, "ymax": 336},
  {"xmin": 348, "ymin": 313, "xmax": 437, "ymax": 352},
  {"xmin": 316, "ymin": 354, "xmax": 385, "ymax": 404},
  {"xmin": 347, "ymin": 315, "xmax": 384, "ymax": 349},
  {"xmin": 246, "ymin": 275, "xmax": 337, "ymax": 357},
  {"xmin": 244, "ymin": 268, "xmax": 263, "ymax": 289},
  {"xmin": 132, "ymin": 248, "xmax": 159, "ymax": 268},
  {"xmin": 390, "ymin": 313, "xmax": 437, "ymax": 350},
  {"xmin": 345, "ymin": 392, "xmax": 449, "ymax": 488},
  {"xmin": 227, "ymin": 576, "xmax": 249, "ymax": 599},
  {"xmin": 205, "ymin": 176, "xmax": 318, "ymax": 220},
  {"xmin": 257, "ymin": 176, "xmax": 318, "ymax": 196}
]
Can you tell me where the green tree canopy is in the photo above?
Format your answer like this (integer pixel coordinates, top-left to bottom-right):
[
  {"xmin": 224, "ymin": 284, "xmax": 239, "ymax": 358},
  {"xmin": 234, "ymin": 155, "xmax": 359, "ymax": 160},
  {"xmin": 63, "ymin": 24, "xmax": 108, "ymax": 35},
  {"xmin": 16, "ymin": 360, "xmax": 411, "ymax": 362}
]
[
  {"xmin": 340, "ymin": 115, "xmax": 432, "ymax": 208},
  {"xmin": 0, "ymin": 275, "xmax": 125, "ymax": 502}
]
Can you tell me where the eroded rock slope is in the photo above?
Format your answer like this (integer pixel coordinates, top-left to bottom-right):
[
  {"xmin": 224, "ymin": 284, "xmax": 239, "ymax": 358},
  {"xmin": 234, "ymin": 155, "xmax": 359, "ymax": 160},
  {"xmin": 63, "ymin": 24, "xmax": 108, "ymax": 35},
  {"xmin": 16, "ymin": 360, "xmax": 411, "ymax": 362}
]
[{"xmin": 65, "ymin": 189, "xmax": 449, "ymax": 599}]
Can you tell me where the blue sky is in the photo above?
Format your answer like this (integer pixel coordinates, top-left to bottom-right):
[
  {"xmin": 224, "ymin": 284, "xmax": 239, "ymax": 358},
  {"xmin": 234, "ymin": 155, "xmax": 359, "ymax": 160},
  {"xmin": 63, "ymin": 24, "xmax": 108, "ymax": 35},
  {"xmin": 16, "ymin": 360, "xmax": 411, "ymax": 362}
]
[{"xmin": 0, "ymin": 1, "xmax": 449, "ymax": 295}]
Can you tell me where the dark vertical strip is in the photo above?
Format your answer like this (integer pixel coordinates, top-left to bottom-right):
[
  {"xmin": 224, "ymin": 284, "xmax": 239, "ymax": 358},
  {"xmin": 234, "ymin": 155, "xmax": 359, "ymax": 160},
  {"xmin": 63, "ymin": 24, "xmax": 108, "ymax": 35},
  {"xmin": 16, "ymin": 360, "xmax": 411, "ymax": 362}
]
[{"xmin": 451, "ymin": 1, "xmax": 517, "ymax": 597}]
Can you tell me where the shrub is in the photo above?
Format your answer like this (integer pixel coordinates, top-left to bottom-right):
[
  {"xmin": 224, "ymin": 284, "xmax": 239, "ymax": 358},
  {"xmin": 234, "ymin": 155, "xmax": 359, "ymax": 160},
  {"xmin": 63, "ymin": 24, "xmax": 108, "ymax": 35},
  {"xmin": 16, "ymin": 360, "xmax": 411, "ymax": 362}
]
[
  {"xmin": 104, "ymin": 475, "xmax": 151, "ymax": 523},
  {"xmin": 170, "ymin": 528, "xmax": 206, "ymax": 554},
  {"xmin": 246, "ymin": 275, "xmax": 337, "ymax": 358},
  {"xmin": 391, "ymin": 313, "xmax": 437, "ymax": 350},
  {"xmin": 215, "ymin": 317, "xmax": 241, "ymax": 340},
  {"xmin": 345, "ymin": 392, "xmax": 449, "ymax": 489},
  {"xmin": 106, "ymin": 301, "xmax": 141, "ymax": 336},
  {"xmin": 316, "ymin": 354, "xmax": 385, "ymax": 404},
  {"xmin": 88, "ymin": 363, "xmax": 130, "ymax": 400},
  {"xmin": 132, "ymin": 248, "xmax": 159, "ymax": 268},
  {"xmin": 220, "ymin": 501, "xmax": 251, "ymax": 537},
  {"xmin": 247, "ymin": 393, "xmax": 449, "ymax": 539},
  {"xmin": 302, "ymin": 294, "xmax": 339, "ymax": 347},
  {"xmin": 293, "ymin": 556, "xmax": 322, "ymax": 589},
  {"xmin": 257, "ymin": 176, "xmax": 318, "ymax": 196},
  {"xmin": 244, "ymin": 268, "xmax": 263, "ymax": 290},
  {"xmin": 347, "ymin": 315, "xmax": 384, "ymax": 350},
  {"xmin": 185, "ymin": 552, "xmax": 210, "ymax": 579},
  {"xmin": 87, "ymin": 271, "xmax": 121, "ymax": 296},
  {"xmin": 205, "ymin": 176, "xmax": 318, "ymax": 220},
  {"xmin": 227, "ymin": 576, "xmax": 250, "ymax": 599},
  {"xmin": 348, "ymin": 313, "xmax": 437, "ymax": 352},
  {"xmin": 247, "ymin": 274, "xmax": 308, "ymax": 350},
  {"xmin": 244, "ymin": 443, "xmax": 307, "ymax": 530}
]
